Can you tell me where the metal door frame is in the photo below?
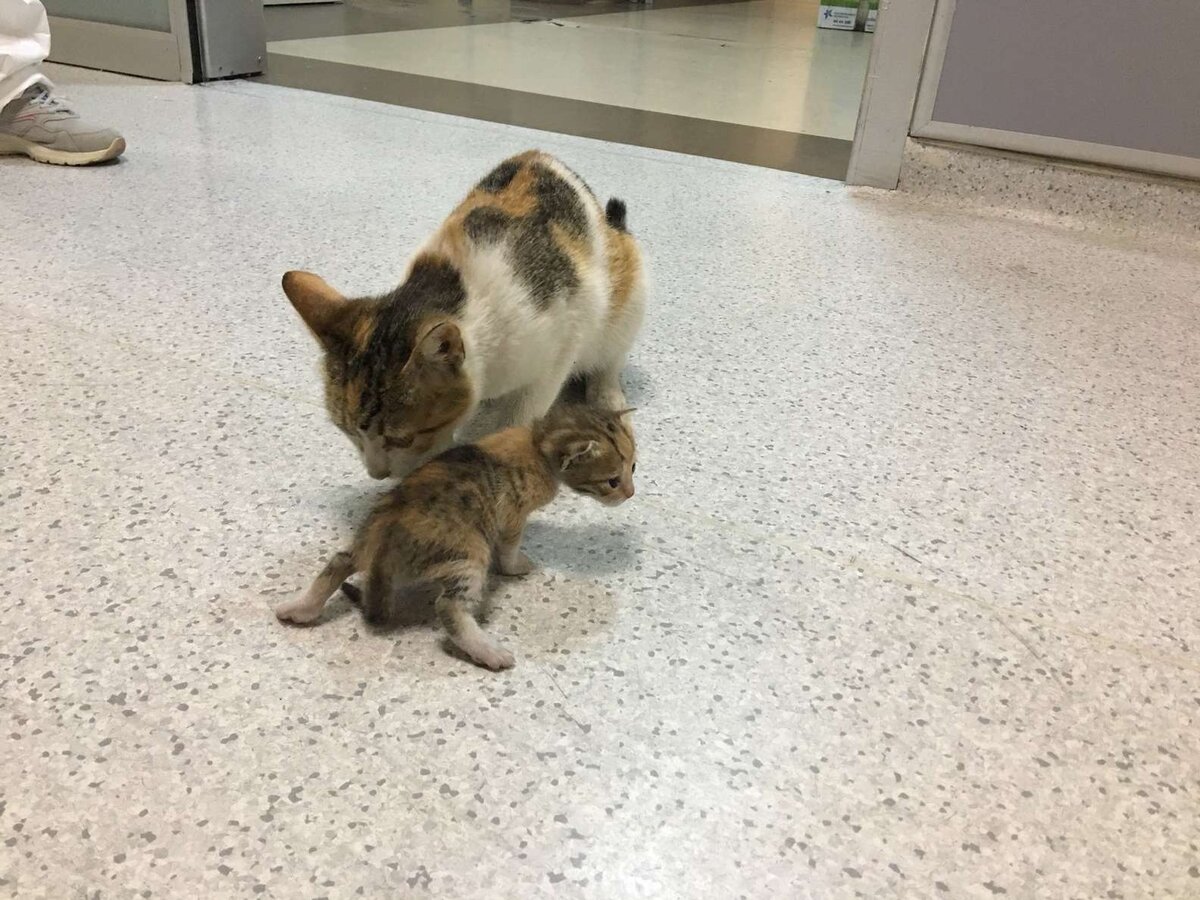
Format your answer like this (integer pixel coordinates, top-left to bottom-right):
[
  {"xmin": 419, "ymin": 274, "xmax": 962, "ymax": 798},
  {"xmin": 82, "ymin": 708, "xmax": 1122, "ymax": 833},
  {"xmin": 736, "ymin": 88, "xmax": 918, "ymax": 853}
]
[
  {"xmin": 909, "ymin": 0, "xmax": 1200, "ymax": 181},
  {"xmin": 845, "ymin": 0, "xmax": 938, "ymax": 188},
  {"xmin": 46, "ymin": 0, "xmax": 264, "ymax": 84},
  {"xmin": 847, "ymin": 0, "xmax": 1200, "ymax": 187}
]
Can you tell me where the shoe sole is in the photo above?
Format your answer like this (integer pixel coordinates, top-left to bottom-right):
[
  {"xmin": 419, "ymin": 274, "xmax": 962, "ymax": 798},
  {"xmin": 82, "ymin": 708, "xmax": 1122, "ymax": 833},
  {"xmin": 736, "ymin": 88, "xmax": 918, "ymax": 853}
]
[{"xmin": 0, "ymin": 135, "xmax": 126, "ymax": 166}]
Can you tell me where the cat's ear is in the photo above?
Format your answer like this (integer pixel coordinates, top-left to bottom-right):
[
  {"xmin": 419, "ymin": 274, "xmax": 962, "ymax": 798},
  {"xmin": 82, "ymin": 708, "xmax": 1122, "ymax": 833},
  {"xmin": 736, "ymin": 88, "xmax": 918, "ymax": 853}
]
[
  {"xmin": 282, "ymin": 271, "xmax": 352, "ymax": 349},
  {"xmin": 416, "ymin": 321, "xmax": 465, "ymax": 367},
  {"xmin": 614, "ymin": 408, "xmax": 637, "ymax": 418},
  {"xmin": 560, "ymin": 439, "xmax": 600, "ymax": 471}
]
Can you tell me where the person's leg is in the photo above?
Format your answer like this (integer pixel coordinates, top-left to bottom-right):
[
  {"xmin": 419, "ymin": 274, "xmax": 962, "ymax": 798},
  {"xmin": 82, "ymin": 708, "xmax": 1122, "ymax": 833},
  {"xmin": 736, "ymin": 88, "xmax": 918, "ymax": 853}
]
[
  {"xmin": 0, "ymin": 0, "xmax": 126, "ymax": 165},
  {"xmin": 0, "ymin": 0, "xmax": 50, "ymax": 109}
]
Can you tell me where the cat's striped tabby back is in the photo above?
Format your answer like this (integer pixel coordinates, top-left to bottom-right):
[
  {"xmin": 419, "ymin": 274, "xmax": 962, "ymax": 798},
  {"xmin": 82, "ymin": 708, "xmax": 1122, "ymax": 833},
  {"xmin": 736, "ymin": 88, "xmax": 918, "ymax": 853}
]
[{"xmin": 282, "ymin": 150, "xmax": 646, "ymax": 479}]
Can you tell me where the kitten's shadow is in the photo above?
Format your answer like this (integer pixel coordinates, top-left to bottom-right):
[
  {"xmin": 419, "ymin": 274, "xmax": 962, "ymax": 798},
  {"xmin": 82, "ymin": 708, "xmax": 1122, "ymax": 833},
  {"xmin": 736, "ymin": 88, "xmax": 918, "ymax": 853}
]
[
  {"xmin": 310, "ymin": 592, "xmax": 359, "ymax": 626},
  {"xmin": 319, "ymin": 481, "xmax": 379, "ymax": 527},
  {"xmin": 523, "ymin": 519, "xmax": 640, "ymax": 577}
]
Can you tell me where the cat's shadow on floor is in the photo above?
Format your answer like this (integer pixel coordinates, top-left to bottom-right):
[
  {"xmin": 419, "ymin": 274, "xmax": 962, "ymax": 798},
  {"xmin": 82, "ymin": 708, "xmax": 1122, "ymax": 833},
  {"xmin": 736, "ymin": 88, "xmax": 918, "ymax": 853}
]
[
  {"xmin": 622, "ymin": 364, "xmax": 652, "ymax": 407},
  {"xmin": 325, "ymin": 483, "xmax": 377, "ymax": 526},
  {"xmin": 522, "ymin": 519, "xmax": 639, "ymax": 578}
]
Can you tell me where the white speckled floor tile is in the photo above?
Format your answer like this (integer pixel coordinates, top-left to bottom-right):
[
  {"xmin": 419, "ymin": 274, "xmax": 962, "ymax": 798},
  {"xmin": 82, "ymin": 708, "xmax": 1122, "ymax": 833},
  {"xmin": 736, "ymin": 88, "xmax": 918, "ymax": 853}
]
[
  {"xmin": 897, "ymin": 139, "xmax": 1200, "ymax": 250},
  {"xmin": 3, "ymin": 66, "xmax": 1200, "ymax": 899}
]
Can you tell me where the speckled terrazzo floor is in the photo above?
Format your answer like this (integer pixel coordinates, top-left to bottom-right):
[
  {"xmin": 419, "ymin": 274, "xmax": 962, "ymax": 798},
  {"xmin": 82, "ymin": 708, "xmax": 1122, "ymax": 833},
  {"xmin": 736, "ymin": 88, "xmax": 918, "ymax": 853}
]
[{"xmin": 2, "ymin": 66, "xmax": 1199, "ymax": 900}]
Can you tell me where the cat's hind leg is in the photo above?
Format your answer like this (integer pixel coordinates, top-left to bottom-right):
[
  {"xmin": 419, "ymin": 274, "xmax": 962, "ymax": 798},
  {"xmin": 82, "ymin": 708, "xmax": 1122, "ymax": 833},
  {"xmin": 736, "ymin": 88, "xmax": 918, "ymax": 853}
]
[
  {"xmin": 582, "ymin": 367, "xmax": 628, "ymax": 411},
  {"xmin": 583, "ymin": 309, "xmax": 642, "ymax": 410},
  {"xmin": 275, "ymin": 550, "xmax": 356, "ymax": 624},
  {"xmin": 585, "ymin": 248, "xmax": 646, "ymax": 410},
  {"xmin": 430, "ymin": 563, "xmax": 514, "ymax": 670}
]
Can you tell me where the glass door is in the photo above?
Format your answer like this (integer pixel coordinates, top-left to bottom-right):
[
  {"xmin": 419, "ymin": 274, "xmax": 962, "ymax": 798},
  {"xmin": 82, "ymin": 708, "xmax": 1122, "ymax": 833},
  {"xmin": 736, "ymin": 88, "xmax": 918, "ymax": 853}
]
[{"xmin": 43, "ymin": 0, "xmax": 264, "ymax": 83}]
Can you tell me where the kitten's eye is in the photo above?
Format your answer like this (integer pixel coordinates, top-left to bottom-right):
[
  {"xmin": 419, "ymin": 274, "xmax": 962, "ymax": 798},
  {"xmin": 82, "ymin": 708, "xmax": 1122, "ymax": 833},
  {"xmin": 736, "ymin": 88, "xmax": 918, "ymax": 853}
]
[
  {"xmin": 632, "ymin": 463, "xmax": 637, "ymax": 473},
  {"xmin": 384, "ymin": 435, "xmax": 413, "ymax": 450},
  {"xmin": 607, "ymin": 477, "xmax": 621, "ymax": 489}
]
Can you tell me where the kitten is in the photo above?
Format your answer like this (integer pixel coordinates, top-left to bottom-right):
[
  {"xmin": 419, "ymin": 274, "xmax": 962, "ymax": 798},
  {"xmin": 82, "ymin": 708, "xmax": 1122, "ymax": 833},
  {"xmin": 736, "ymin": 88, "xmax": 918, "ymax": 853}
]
[
  {"xmin": 282, "ymin": 150, "xmax": 646, "ymax": 479},
  {"xmin": 275, "ymin": 405, "xmax": 637, "ymax": 670}
]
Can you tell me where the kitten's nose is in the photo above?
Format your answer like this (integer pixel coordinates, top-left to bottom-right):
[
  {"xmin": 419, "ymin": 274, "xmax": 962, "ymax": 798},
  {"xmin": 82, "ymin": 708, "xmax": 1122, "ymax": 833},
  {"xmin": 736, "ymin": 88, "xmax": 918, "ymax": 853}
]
[
  {"xmin": 366, "ymin": 463, "xmax": 390, "ymax": 480},
  {"xmin": 623, "ymin": 483, "xmax": 635, "ymax": 499}
]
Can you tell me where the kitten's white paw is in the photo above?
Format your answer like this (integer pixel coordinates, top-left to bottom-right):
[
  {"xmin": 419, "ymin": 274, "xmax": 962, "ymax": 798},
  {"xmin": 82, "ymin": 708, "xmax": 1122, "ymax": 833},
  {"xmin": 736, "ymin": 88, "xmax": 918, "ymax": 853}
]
[
  {"xmin": 467, "ymin": 641, "xmax": 516, "ymax": 670},
  {"xmin": 498, "ymin": 551, "xmax": 535, "ymax": 577},
  {"xmin": 275, "ymin": 596, "xmax": 323, "ymax": 624}
]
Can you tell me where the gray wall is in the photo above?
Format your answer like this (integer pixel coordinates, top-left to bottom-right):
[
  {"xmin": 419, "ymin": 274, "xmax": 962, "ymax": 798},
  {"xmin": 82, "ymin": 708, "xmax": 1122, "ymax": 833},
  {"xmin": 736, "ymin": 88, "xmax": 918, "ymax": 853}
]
[
  {"xmin": 42, "ymin": 0, "xmax": 171, "ymax": 32},
  {"xmin": 931, "ymin": 0, "xmax": 1200, "ymax": 160}
]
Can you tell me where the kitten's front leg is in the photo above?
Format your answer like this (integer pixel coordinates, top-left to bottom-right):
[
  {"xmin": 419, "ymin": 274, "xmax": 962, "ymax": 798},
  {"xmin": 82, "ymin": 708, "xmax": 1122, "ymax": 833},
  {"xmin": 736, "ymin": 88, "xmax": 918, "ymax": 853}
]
[
  {"xmin": 495, "ymin": 527, "xmax": 535, "ymax": 576},
  {"xmin": 276, "ymin": 550, "xmax": 356, "ymax": 624}
]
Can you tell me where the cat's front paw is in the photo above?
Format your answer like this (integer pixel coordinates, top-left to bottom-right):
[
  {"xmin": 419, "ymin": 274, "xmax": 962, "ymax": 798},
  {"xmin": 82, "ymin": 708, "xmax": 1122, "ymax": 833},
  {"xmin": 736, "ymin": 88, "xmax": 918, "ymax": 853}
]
[{"xmin": 497, "ymin": 551, "xmax": 536, "ymax": 577}]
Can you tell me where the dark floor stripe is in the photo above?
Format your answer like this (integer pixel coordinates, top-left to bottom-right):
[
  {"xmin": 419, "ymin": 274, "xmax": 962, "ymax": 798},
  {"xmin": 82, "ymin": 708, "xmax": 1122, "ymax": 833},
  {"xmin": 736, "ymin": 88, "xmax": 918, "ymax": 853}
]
[{"xmin": 263, "ymin": 55, "xmax": 852, "ymax": 181}]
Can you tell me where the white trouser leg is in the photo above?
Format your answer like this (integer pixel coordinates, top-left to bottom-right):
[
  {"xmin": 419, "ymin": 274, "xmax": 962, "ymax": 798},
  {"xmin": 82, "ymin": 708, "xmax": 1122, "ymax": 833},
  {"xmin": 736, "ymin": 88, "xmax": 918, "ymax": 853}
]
[{"xmin": 0, "ymin": 0, "xmax": 51, "ymax": 110}]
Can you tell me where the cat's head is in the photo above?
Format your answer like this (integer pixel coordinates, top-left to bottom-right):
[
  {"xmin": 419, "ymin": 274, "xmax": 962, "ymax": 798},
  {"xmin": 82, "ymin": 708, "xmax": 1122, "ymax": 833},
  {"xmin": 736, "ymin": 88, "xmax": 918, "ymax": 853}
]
[
  {"xmin": 537, "ymin": 405, "xmax": 637, "ymax": 506},
  {"xmin": 282, "ymin": 267, "xmax": 474, "ymax": 479}
]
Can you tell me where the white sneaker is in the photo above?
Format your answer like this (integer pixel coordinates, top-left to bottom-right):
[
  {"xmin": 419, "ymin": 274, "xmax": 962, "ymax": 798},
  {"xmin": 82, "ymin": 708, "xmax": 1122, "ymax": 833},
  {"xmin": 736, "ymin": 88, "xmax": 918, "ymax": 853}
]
[{"xmin": 0, "ymin": 86, "xmax": 125, "ymax": 166}]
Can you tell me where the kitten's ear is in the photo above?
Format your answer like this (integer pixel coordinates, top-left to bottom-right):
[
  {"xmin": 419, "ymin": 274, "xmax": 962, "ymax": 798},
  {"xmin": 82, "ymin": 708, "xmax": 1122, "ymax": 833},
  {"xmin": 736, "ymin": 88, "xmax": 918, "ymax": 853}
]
[
  {"xmin": 614, "ymin": 408, "xmax": 637, "ymax": 418},
  {"xmin": 282, "ymin": 271, "xmax": 351, "ymax": 348},
  {"xmin": 560, "ymin": 439, "xmax": 600, "ymax": 471},
  {"xmin": 416, "ymin": 321, "xmax": 465, "ymax": 367}
]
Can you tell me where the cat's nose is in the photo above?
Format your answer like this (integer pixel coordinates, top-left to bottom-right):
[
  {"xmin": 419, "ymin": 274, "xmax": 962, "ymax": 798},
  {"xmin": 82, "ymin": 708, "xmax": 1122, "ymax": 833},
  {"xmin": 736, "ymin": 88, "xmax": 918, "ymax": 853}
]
[
  {"xmin": 366, "ymin": 462, "xmax": 390, "ymax": 480},
  {"xmin": 623, "ymin": 483, "xmax": 635, "ymax": 499}
]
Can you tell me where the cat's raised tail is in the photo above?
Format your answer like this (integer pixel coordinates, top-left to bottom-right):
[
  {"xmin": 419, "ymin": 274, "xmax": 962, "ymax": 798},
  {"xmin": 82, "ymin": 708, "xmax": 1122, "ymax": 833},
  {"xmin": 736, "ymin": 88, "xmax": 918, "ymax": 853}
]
[{"xmin": 605, "ymin": 197, "xmax": 628, "ymax": 232}]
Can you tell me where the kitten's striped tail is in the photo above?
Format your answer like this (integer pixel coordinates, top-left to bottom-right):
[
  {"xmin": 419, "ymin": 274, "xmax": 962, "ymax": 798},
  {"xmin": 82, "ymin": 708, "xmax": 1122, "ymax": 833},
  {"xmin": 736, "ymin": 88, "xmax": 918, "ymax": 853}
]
[
  {"xmin": 340, "ymin": 579, "xmax": 363, "ymax": 606},
  {"xmin": 356, "ymin": 568, "xmax": 441, "ymax": 628},
  {"xmin": 605, "ymin": 198, "xmax": 628, "ymax": 232}
]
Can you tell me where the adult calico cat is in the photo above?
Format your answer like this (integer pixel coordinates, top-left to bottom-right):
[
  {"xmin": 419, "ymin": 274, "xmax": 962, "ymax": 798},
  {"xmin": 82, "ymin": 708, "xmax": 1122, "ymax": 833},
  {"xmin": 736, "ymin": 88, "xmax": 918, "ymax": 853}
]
[{"xmin": 282, "ymin": 150, "xmax": 646, "ymax": 479}]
